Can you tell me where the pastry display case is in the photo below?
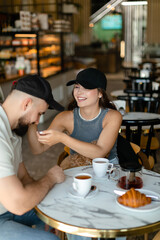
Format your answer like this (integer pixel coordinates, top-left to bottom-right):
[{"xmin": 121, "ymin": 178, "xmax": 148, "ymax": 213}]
[{"xmin": 0, "ymin": 31, "xmax": 74, "ymax": 81}]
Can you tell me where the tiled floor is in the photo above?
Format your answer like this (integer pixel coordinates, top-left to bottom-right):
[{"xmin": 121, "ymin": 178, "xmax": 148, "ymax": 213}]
[{"xmin": 22, "ymin": 71, "xmax": 160, "ymax": 240}]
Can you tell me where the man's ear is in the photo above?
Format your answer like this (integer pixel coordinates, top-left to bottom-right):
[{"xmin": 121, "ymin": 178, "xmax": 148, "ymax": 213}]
[{"xmin": 23, "ymin": 98, "xmax": 32, "ymax": 111}]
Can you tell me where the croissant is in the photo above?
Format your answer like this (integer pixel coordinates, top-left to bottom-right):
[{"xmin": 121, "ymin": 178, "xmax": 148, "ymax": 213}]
[{"xmin": 118, "ymin": 188, "xmax": 151, "ymax": 208}]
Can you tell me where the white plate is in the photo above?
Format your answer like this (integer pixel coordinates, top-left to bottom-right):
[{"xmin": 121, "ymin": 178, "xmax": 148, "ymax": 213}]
[
  {"xmin": 116, "ymin": 189, "xmax": 160, "ymax": 212},
  {"xmin": 68, "ymin": 186, "xmax": 98, "ymax": 199}
]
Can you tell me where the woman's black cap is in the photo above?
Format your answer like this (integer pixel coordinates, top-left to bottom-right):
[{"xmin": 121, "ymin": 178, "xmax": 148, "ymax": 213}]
[{"xmin": 66, "ymin": 68, "xmax": 107, "ymax": 90}]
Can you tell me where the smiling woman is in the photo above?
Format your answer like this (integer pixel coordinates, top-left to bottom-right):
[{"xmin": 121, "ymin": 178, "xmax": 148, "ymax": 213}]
[{"xmin": 28, "ymin": 68, "xmax": 122, "ymax": 169}]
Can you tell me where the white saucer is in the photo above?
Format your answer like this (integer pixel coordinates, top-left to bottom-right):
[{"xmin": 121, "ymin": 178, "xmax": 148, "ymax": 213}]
[
  {"xmin": 93, "ymin": 169, "xmax": 118, "ymax": 181},
  {"xmin": 68, "ymin": 186, "xmax": 98, "ymax": 199},
  {"xmin": 93, "ymin": 173, "xmax": 108, "ymax": 181}
]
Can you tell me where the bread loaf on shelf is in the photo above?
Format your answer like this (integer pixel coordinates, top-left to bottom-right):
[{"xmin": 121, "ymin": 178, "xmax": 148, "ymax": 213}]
[{"xmin": 118, "ymin": 188, "xmax": 151, "ymax": 208}]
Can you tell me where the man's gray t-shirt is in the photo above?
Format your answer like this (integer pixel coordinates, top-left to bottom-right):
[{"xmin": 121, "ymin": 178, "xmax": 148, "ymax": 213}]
[{"xmin": 0, "ymin": 106, "xmax": 22, "ymax": 214}]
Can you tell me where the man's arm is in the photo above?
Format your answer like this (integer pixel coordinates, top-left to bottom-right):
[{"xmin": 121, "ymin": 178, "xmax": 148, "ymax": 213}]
[
  {"xmin": 27, "ymin": 124, "xmax": 50, "ymax": 155},
  {"xmin": 18, "ymin": 162, "xmax": 35, "ymax": 185},
  {"xmin": 27, "ymin": 111, "xmax": 71, "ymax": 155},
  {"xmin": 0, "ymin": 165, "xmax": 65, "ymax": 215}
]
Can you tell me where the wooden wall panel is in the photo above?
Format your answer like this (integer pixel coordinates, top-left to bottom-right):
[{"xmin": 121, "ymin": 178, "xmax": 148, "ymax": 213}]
[
  {"xmin": 147, "ymin": 0, "xmax": 160, "ymax": 44},
  {"xmin": 73, "ymin": 0, "xmax": 91, "ymax": 45}
]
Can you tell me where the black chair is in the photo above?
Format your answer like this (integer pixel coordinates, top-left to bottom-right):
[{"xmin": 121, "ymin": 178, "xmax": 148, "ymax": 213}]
[
  {"xmin": 117, "ymin": 95, "xmax": 160, "ymax": 113},
  {"xmin": 131, "ymin": 79, "xmax": 152, "ymax": 91},
  {"xmin": 124, "ymin": 89, "xmax": 159, "ymax": 98},
  {"xmin": 117, "ymin": 95, "xmax": 160, "ymax": 163},
  {"xmin": 122, "ymin": 66, "xmax": 140, "ymax": 78},
  {"xmin": 139, "ymin": 61, "xmax": 157, "ymax": 73},
  {"xmin": 121, "ymin": 118, "xmax": 160, "ymax": 168},
  {"xmin": 123, "ymin": 78, "xmax": 158, "ymax": 96},
  {"xmin": 128, "ymin": 62, "xmax": 158, "ymax": 79}
]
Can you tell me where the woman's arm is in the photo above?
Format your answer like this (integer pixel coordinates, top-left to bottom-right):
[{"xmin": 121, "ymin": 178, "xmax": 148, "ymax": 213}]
[
  {"xmin": 37, "ymin": 110, "xmax": 122, "ymax": 159},
  {"xmin": 27, "ymin": 111, "xmax": 72, "ymax": 155}
]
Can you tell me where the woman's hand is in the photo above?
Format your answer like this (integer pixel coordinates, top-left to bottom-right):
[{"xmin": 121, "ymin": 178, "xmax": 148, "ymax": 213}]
[{"xmin": 37, "ymin": 129, "xmax": 62, "ymax": 146}]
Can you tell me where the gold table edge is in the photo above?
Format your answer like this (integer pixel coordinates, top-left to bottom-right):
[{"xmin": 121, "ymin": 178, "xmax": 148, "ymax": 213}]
[{"xmin": 34, "ymin": 206, "xmax": 160, "ymax": 238}]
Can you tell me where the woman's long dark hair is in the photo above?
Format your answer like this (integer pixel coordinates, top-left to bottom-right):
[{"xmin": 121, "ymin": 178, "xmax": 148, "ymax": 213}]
[{"xmin": 68, "ymin": 88, "xmax": 116, "ymax": 111}]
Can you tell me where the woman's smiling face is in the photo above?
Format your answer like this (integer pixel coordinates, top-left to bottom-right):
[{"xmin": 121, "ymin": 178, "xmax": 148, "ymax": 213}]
[{"xmin": 73, "ymin": 84, "xmax": 102, "ymax": 108}]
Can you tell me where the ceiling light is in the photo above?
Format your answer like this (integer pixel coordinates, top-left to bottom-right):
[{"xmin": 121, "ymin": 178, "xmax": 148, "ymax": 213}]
[
  {"xmin": 89, "ymin": 23, "xmax": 94, "ymax": 28},
  {"xmin": 121, "ymin": 1, "xmax": 147, "ymax": 6},
  {"xmin": 107, "ymin": 4, "xmax": 111, "ymax": 8}
]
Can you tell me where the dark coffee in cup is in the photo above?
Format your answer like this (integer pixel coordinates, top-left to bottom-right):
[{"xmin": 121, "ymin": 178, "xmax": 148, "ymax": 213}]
[
  {"xmin": 73, "ymin": 173, "xmax": 92, "ymax": 196},
  {"xmin": 76, "ymin": 175, "xmax": 91, "ymax": 180},
  {"xmin": 94, "ymin": 161, "xmax": 106, "ymax": 163}
]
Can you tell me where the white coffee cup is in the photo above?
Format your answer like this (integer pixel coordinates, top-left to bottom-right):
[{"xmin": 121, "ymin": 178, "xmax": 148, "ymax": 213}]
[
  {"xmin": 92, "ymin": 158, "xmax": 114, "ymax": 178},
  {"xmin": 72, "ymin": 173, "xmax": 92, "ymax": 197}
]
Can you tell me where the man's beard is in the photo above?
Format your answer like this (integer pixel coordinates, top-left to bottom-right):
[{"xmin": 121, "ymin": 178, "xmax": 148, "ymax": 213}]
[
  {"xmin": 13, "ymin": 118, "xmax": 29, "ymax": 137},
  {"xmin": 13, "ymin": 125, "xmax": 29, "ymax": 137}
]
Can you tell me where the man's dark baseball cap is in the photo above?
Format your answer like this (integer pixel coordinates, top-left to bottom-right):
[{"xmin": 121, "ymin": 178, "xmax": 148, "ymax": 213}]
[
  {"xmin": 12, "ymin": 74, "xmax": 64, "ymax": 111},
  {"xmin": 66, "ymin": 68, "xmax": 107, "ymax": 90}
]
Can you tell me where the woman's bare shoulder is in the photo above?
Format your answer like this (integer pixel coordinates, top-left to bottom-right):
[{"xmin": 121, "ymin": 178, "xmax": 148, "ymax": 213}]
[
  {"xmin": 54, "ymin": 110, "xmax": 73, "ymax": 120},
  {"xmin": 108, "ymin": 108, "xmax": 122, "ymax": 117},
  {"xmin": 59, "ymin": 110, "xmax": 72, "ymax": 117},
  {"xmin": 49, "ymin": 110, "xmax": 73, "ymax": 131},
  {"xmin": 103, "ymin": 109, "xmax": 122, "ymax": 124}
]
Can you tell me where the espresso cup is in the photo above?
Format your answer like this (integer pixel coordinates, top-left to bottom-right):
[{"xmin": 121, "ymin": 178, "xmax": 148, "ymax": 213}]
[
  {"xmin": 92, "ymin": 158, "xmax": 113, "ymax": 178},
  {"xmin": 72, "ymin": 173, "xmax": 92, "ymax": 197}
]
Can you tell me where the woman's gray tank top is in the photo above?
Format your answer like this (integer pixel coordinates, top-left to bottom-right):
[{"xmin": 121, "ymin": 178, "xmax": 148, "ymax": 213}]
[{"xmin": 70, "ymin": 108, "xmax": 117, "ymax": 160}]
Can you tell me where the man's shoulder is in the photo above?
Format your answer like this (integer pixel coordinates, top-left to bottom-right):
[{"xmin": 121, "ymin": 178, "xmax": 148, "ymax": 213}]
[
  {"xmin": 0, "ymin": 113, "xmax": 12, "ymax": 144},
  {"xmin": 0, "ymin": 115, "xmax": 7, "ymax": 133},
  {"xmin": 0, "ymin": 107, "xmax": 9, "ymax": 129}
]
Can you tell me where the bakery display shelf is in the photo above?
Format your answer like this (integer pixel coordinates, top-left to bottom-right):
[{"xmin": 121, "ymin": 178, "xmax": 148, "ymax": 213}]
[
  {"xmin": 39, "ymin": 54, "xmax": 61, "ymax": 59},
  {"xmin": 31, "ymin": 56, "xmax": 61, "ymax": 67},
  {"xmin": 0, "ymin": 57, "xmax": 17, "ymax": 61},
  {"xmin": 0, "ymin": 31, "xmax": 37, "ymax": 35},
  {"xmin": 39, "ymin": 42, "xmax": 60, "ymax": 47},
  {"xmin": 40, "ymin": 64, "xmax": 61, "ymax": 69},
  {"xmin": 40, "ymin": 63, "xmax": 61, "ymax": 68},
  {"xmin": 40, "ymin": 66, "xmax": 62, "ymax": 78},
  {"xmin": 0, "ymin": 30, "xmax": 74, "ymax": 81},
  {"xmin": 0, "ymin": 44, "xmax": 36, "ymax": 48}
]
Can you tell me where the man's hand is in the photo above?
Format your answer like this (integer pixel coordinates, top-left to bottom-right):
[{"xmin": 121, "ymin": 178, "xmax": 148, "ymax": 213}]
[{"xmin": 47, "ymin": 165, "xmax": 65, "ymax": 186}]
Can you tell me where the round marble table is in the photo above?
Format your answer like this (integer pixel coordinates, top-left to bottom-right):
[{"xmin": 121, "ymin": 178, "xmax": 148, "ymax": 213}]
[
  {"xmin": 123, "ymin": 112, "xmax": 160, "ymax": 121},
  {"xmin": 35, "ymin": 166, "xmax": 160, "ymax": 238},
  {"xmin": 110, "ymin": 89, "xmax": 159, "ymax": 99},
  {"xmin": 122, "ymin": 112, "xmax": 160, "ymax": 129}
]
